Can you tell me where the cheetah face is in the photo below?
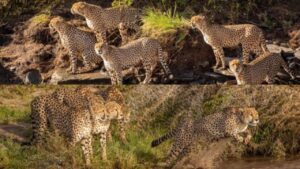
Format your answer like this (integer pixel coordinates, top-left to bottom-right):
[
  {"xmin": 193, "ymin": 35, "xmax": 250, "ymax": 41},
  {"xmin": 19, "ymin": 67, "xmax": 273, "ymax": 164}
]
[
  {"xmin": 71, "ymin": 2, "xmax": 88, "ymax": 16},
  {"xmin": 241, "ymin": 108, "xmax": 259, "ymax": 127},
  {"xmin": 123, "ymin": 112, "xmax": 131, "ymax": 123},
  {"xmin": 105, "ymin": 101, "xmax": 122, "ymax": 120},
  {"xmin": 95, "ymin": 42, "xmax": 109, "ymax": 56},
  {"xmin": 49, "ymin": 16, "xmax": 65, "ymax": 31},
  {"xmin": 191, "ymin": 15, "xmax": 207, "ymax": 29},
  {"xmin": 229, "ymin": 59, "xmax": 244, "ymax": 74}
]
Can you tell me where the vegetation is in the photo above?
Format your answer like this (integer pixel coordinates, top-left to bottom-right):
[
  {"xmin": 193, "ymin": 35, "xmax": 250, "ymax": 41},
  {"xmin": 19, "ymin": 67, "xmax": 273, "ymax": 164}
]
[
  {"xmin": 141, "ymin": 9, "xmax": 188, "ymax": 37},
  {"xmin": 0, "ymin": 86, "xmax": 299, "ymax": 168}
]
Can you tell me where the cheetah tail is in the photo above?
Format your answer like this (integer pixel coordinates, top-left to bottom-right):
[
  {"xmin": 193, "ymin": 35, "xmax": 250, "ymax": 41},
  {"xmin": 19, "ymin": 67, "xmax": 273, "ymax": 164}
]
[
  {"xmin": 158, "ymin": 46, "xmax": 174, "ymax": 80},
  {"xmin": 151, "ymin": 129, "xmax": 175, "ymax": 147}
]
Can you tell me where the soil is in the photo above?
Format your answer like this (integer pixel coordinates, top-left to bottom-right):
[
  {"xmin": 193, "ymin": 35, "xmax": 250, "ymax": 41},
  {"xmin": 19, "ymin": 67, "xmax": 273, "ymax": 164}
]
[{"xmin": 0, "ymin": 1, "xmax": 299, "ymax": 84}]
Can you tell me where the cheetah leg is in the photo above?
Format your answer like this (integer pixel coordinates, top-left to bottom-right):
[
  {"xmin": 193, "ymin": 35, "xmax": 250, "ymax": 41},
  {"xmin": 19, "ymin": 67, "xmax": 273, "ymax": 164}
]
[
  {"xmin": 118, "ymin": 119, "xmax": 127, "ymax": 144},
  {"xmin": 142, "ymin": 62, "xmax": 156, "ymax": 84},
  {"xmin": 108, "ymin": 70, "xmax": 117, "ymax": 85},
  {"xmin": 232, "ymin": 133, "xmax": 244, "ymax": 143},
  {"xmin": 68, "ymin": 50, "xmax": 79, "ymax": 74},
  {"xmin": 280, "ymin": 59, "xmax": 296, "ymax": 79},
  {"xmin": 79, "ymin": 50, "xmax": 97, "ymax": 73},
  {"xmin": 244, "ymin": 130, "xmax": 252, "ymax": 145},
  {"xmin": 164, "ymin": 143, "xmax": 185, "ymax": 167},
  {"xmin": 242, "ymin": 45, "xmax": 251, "ymax": 63},
  {"xmin": 252, "ymin": 45, "xmax": 264, "ymax": 59},
  {"xmin": 115, "ymin": 69, "xmax": 123, "ymax": 85},
  {"xmin": 100, "ymin": 132, "xmax": 107, "ymax": 160},
  {"xmin": 266, "ymin": 75, "xmax": 275, "ymax": 84},
  {"xmin": 81, "ymin": 137, "xmax": 92, "ymax": 167},
  {"xmin": 212, "ymin": 47, "xmax": 226, "ymax": 70}
]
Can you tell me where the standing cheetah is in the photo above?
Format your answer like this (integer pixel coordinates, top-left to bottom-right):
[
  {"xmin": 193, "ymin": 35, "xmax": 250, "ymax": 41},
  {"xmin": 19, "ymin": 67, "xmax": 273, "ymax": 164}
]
[
  {"xmin": 71, "ymin": 1, "xmax": 140, "ymax": 43},
  {"xmin": 191, "ymin": 15, "xmax": 268, "ymax": 70},
  {"xmin": 151, "ymin": 107, "xmax": 259, "ymax": 167},
  {"xmin": 29, "ymin": 89, "xmax": 129, "ymax": 165},
  {"xmin": 49, "ymin": 16, "xmax": 102, "ymax": 74},
  {"xmin": 229, "ymin": 52, "xmax": 295, "ymax": 84},
  {"xmin": 94, "ymin": 37, "xmax": 173, "ymax": 84}
]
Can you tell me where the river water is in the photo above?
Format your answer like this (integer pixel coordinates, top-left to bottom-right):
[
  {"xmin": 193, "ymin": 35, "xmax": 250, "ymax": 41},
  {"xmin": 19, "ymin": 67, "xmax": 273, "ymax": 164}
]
[{"xmin": 221, "ymin": 157, "xmax": 300, "ymax": 169}]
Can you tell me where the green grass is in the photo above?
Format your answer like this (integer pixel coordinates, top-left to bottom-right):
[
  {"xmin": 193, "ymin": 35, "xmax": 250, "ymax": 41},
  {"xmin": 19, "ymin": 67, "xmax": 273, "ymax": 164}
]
[
  {"xmin": 0, "ymin": 120, "xmax": 171, "ymax": 169},
  {"xmin": 0, "ymin": 106, "xmax": 30, "ymax": 124},
  {"xmin": 142, "ymin": 9, "xmax": 188, "ymax": 37},
  {"xmin": 31, "ymin": 14, "xmax": 51, "ymax": 24}
]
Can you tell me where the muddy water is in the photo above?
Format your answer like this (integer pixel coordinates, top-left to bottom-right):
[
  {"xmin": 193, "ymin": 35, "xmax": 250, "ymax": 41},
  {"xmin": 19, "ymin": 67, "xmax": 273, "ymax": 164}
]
[{"xmin": 221, "ymin": 157, "xmax": 300, "ymax": 169}]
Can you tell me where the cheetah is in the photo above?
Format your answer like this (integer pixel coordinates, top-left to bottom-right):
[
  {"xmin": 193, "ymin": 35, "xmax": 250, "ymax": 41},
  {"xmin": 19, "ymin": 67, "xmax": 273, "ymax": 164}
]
[
  {"xmin": 94, "ymin": 37, "xmax": 173, "ymax": 84},
  {"xmin": 71, "ymin": 1, "xmax": 140, "ymax": 43},
  {"xmin": 29, "ymin": 90, "xmax": 129, "ymax": 165},
  {"xmin": 191, "ymin": 15, "xmax": 268, "ymax": 70},
  {"xmin": 49, "ymin": 16, "xmax": 102, "ymax": 74},
  {"xmin": 229, "ymin": 52, "xmax": 295, "ymax": 84},
  {"xmin": 151, "ymin": 107, "xmax": 259, "ymax": 167},
  {"xmin": 51, "ymin": 86, "xmax": 129, "ymax": 143}
]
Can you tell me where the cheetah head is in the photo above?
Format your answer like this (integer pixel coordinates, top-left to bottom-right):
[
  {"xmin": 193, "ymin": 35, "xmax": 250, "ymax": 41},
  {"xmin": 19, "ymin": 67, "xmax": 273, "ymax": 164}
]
[
  {"xmin": 95, "ymin": 42, "xmax": 110, "ymax": 56},
  {"xmin": 71, "ymin": 2, "xmax": 101, "ymax": 16},
  {"xmin": 239, "ymin": 107, "xmax": 259, "ymax": 127},
  {"xmin": 229, "ymin": 59, "xmax": 244, "ymax": 74},
  {"xmin": 89, "ymin": 96, "xmax": 107, "ymax": 121},
  {"xmin": 191, "ymin": 15, "xmax": 208, "ymax": 29},
  {"xmin": 49, "ymin": 16, "xmax": 65, "ymax": 31},
  {"xmin": 105, "ymin": 101, "xmax": 124, "ymax": 120}
]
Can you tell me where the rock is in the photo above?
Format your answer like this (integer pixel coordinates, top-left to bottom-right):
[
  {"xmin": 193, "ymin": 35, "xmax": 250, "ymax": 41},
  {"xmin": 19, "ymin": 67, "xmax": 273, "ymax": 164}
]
[
  {"xmin": 50, "ymin": 68, "xmax": 111, "ymax": 84},
  {"xmin": 24, "ymin": 69, "xmax": 43, "ymax": 84},
  {"xmin": 50, "ymin": 68, "xmax": 139, "ymax": 84},
  {"xmin": 267, "ymin": 44, "xmax": 294, "ymax": 54}
]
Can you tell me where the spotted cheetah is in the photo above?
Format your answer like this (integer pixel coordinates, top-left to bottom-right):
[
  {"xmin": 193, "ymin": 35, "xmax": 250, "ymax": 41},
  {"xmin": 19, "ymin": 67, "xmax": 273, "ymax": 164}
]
[
  {"xmin": 30, "ymin": 89, "xmax": 129, "ymax": 165},
  {"xmin": 229, "ymin": 52, "xmax": 295, "ymax": 84},
  {"xmin": 51, "ymin": 86, "xmax": 129, "ymax": 142},
  {"xmin": 94, "ymin": 37, "xmax": 173, "ymax": 84},
  {"xmin": 49, "ymin": 16, "xmax": 102, "ymax": 74},
  {"xmin": 151, "ymin": 107, "xmax": 259, "ymax": 167},
  {"xmin": 71, "ymin": 1, "xmax": 140, "ymax": 43},
  {"xmin": 191, "ymin": 15, "xmax": 268, "ymax": 70}
]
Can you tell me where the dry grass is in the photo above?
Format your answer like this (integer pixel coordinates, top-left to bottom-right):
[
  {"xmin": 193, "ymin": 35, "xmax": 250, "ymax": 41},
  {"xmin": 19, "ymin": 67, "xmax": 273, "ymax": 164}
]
[{"xmin": 0, "ymin": 85, "xmax": 299, "ymax": 168}]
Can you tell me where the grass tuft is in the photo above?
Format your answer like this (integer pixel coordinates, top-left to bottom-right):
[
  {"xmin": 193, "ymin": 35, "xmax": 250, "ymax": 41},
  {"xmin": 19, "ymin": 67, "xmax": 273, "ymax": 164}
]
[{"xmin": 142, "ymin": 9, "xmax": 188, "ymax": 37}]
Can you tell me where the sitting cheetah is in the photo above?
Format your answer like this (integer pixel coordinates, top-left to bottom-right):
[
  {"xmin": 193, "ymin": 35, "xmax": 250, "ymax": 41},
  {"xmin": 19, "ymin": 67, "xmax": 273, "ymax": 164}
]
[
  {"xmin": 151, "ymin": 107, "xmax": 259, "ymax": 167},
  {"xmin": 49, "ymin": 16, "xmax": 102, "ymax": 74},
  {"xmin": 191, "ymin": 15, "xmax": 268, "ymax": 70},
  {"xmin": 94, "ymin": 37, "xmax": 173, "ymax": 84},
  {"xmin": 71, "ymin": 1, "xmax": 140, "ymax": 43},
  {"xmin": 229, "ymin": 52, "xmax": 295, "ymax": 84}
]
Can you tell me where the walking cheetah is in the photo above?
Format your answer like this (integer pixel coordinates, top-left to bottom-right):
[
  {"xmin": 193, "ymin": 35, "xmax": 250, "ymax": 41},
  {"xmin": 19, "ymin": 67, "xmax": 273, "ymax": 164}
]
[
  {"xmin": 191, "ymin": 15, "xmax": 268, "ymax": 70},
  {"xmin": 49, "ymin": 16, "xmax": 102, "ymax": 74},
  {"xmin": 151, "ymin": 107, "xmax": 259, "ymax": 167},
  {"xmin": 94, "ymin": 37, "xmax": 173, "ymax": 84},
  {"xmin": 229, "ymin": 52, "xmax": 295, "ymax": 84},
  {"xmin": 71, "ymin": 1, "xmax": 140, "ymax": 43}
]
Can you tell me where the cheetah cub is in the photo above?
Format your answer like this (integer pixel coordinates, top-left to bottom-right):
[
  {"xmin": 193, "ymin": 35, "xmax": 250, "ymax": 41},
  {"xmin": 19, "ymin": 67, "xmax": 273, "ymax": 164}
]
[
  {"xmin": 49, "ymin": 16, "xmax": 102, "ymax": 74},
  {"xmin": 191, "ymin": 15, "xmax": 268, "ymax": 70},
  {"xmin": 229, "ymin": 52, "xmax": 295, "ymax": 84},
  {"xmin": 151, "ymin": 107, "xmax": 259, "ymax": 167},
  {"xmin": 71, "ymin": 1, "xmax": 140, "ymax": 43},
  {"xmin": 95, "ymin": 37, "xmax": 173, "ymax": 84}
]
